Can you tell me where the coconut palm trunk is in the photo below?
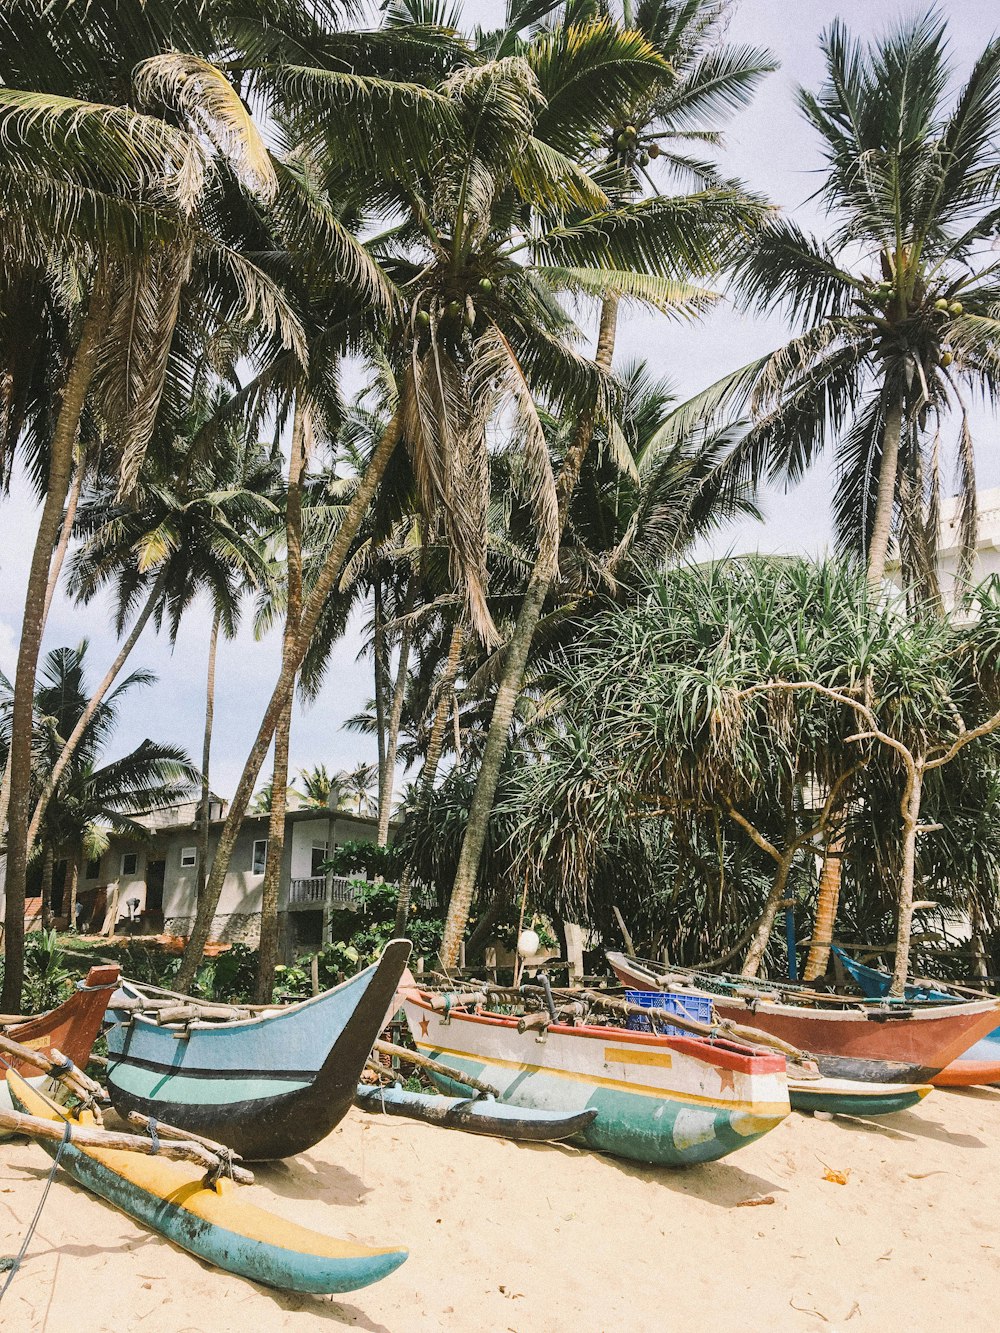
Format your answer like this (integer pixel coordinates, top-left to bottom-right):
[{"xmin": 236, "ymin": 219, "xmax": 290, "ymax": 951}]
[
  {"xmin": 256, "ymin": 695, "xmax": 293, "ymax": 1001},
  {"xmin": 174, "ymin": 404, "xmax": 398, "ymax": 996},
  {"xmin": 866, "ymin": 396, "xmax": 903, "ymax": 592},
  {"xmin": 39, "ymin": 844, "xmax": 55, "ymax": 932},
  {"xmin": 0, "ymin": 442, "xmax": 87, "ymax": 845},
  {"xmin": 394, "ymin": 619, "xmax": 465, "ymax": 935},
  {"xmin": 65, "ymin": 849, "xmax": 80, "ymax": 932},
  {"xmin": 378, "ymin": 572, "xmax": 416, "ymax": 846},
  {"xmin": 42, "ymin": 452, "xmax": 85, "ymax": 624},
  {"xmin": 439, "ymin": 296, "xmax": 619, "ymax": 970},
  {"xmin": 373, "ymin": 580, "xmax": 388, "ymax": 820},
  {"xmin": 1, "ymin": 275, "xmax": 111, "ymax": 1011},
  {"xmin": 803, "ymin": 821, "xmax": 846, "ymax": 981},
  {"xmin": 256, "ymin": 401, "xmax": 306, "ymax": 1003},
  {"xmin": 196, "ymin": 608, "xmax": 222, "ymax": 907},
  {"xmin": 25, "ymin": 564, "xmax": 171, "ymax": 853}
]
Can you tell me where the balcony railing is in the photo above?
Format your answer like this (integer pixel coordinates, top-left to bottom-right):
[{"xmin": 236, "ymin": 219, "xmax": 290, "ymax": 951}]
[
  {"xmin": 287, "ymin": 875, "xmax": 438, "ymax": 912},
  {"xmin": 288, "ymin": 874, "xmax": 364, "ymax": 909}
]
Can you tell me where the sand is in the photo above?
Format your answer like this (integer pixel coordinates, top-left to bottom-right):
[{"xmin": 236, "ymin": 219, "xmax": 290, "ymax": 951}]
[{"xmin": 3, "ymin": 1088, "xmax": 1000, "ymax": 1333}]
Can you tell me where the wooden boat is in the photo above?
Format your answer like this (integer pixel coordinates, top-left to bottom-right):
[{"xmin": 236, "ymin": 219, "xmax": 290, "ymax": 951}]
[
  {"xmin": 0, "ymin": 964, "xmax": 119, "ymax": 1126},
  {"xmin": 400, "ymin": 989, "xmax": 790, "ymax": 1167},
  {"xmin": 787, "ymin": 1074, "xmax": 931, "ymax": 1116},
  {"xmin": 105, "ymin": 940, "xmax": 411, "ymax": 1160},
  {"xmin": 8, "ymin": 1071, "xmax": 407, "ymax": 1294},
  {"xmin": 831, "ymin": 947, "xmax": 1000, "ymax": 1087},
  {"xmin": 355, "ymin": 1081, "xmax": 599, "ymax": 1142},
  {"xmin": 608, "ymin": 952, "xmax": 1000, "ymax": 1085}
]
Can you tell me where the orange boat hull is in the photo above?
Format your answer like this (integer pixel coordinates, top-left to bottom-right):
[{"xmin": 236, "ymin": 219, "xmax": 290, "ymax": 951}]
[{"xmin": 3, "ymin": 964, "xmax": 119, "ymax": 1076}]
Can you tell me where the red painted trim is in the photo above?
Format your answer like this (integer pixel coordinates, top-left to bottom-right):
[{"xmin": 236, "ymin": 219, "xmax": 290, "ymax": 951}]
[{"xmin": 406, "ymin": 995, "xmax": 785, "ymax": 1075}]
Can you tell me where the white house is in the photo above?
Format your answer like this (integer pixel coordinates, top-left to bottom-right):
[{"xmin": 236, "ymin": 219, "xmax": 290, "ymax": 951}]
[
  {"xmin": 887, "ymin": 484, "xmax": 1000, "ymax": 613},
  {"xmin": 0, "ymin": 796, "xmax": 391, "ymax": 960}
]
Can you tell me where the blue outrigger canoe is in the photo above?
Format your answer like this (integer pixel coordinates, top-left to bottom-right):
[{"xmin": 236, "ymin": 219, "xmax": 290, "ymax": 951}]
[
  {"xmin": 8, "ymin": 1072, "xmax": 406, "ymax": 1294},
  {"xmin": 105, "ymin": 940, "xmax": 411, "ymax": 1160},
  {"xmin": 355, "ymin": 1081, "xmax": 599, "ymax": 1141},
  {"xmin": 832, "ymin": 947, "xmax": 1000, "ymax": 1087}
]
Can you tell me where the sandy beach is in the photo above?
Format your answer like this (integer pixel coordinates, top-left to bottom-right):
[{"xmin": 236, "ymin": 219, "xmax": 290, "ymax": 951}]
[{"xmin": 3, "ymin": 1088, "xmax": 1000, "ymax": 1333}]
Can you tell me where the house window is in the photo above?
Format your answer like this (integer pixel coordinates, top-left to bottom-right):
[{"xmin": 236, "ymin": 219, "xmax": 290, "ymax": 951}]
[
  {"xmin": 311, "ymin": 842, "xmax": 328, "ymax": 877},
  {"xmin": 180, "ymin": 846, "xmax": 197, "ymax": 869},
  {"xmin": 252, "ymin": 839, "xmax": 268, "ymax": 874},
  {"xmin": 121, "ymin": 852, "xmax": 138, "ymax": 877},
  {"xmin": 85, "ymin": 857, "xmax": 101, "ymax": 880}
]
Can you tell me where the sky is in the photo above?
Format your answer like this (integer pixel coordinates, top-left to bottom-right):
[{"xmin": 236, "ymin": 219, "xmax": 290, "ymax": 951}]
[{"xmin": 2, "ymin": 0, "xmax": 999, "ymax": 801}]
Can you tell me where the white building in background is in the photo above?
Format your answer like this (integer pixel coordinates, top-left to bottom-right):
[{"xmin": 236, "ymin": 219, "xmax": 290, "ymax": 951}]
[
  {"xmin": 887, "ymin": 485, "xmax": 1000, "ymax": 613},
  {"xmin": 0, "ymin": 796, "xmax": 392, "ymax": 961}
]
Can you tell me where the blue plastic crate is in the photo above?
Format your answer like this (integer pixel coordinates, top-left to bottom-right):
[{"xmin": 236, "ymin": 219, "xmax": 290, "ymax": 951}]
[{"xmin": 624, "ymin": 989, "xmax": 713, "ymax": 1036}]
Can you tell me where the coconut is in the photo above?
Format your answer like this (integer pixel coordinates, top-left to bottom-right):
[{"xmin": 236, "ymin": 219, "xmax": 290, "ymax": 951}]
[{"xmin": 949, "ymin": 301, "xmax": 964, "ymax": 316}]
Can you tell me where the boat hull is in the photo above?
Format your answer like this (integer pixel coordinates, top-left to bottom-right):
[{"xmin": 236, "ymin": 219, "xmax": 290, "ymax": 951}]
[
  {"xmin": 105, "ymin": 940, "xmax": 410, "ymax": 1159},
  {"xmin": 607, "ymin": 953, "xmax": 1000, "ymax": 1085},
  {"xmin": 2, "ymin": 965, "xmax": 119, "ymax": 1076},
  {"xmin": 832, "ymin": 948, "xmax": 1000, "ymax": 1087},
  {"xmin": 354, "ymin": 1082, "xmax": 599, "ymax": 1141},
  {"xmin": 402, "ymin": 994, "xmax": 789, "ymax": 1168},
  {"xmin": 8, "ymin": 1073, "xmax": 406, "ymax": 1294},
  {"xmin": 788, "ymin": 1076, "xmax": 931, "ymax": 1116}
]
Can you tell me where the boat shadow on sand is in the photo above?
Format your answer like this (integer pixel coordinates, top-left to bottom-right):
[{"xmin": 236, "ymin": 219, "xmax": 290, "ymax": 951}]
[
  {"xmin": 513, "ymin": 1137, "xmax": 788, "ymax": 1208},
  {"xmin": 816, "ymin": 1103, "xmax": 988, "ymax": 1149},
  {"xmin": 252, "ymin": 1155, "xmax": 373, "ymax": 1207}
]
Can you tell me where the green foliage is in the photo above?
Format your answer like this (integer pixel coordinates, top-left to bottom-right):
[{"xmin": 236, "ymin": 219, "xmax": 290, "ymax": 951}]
[
  {"xmin": 325, "ymin": 841, "xmax": 403, "ymax": 880},
  {"xmin": 21, "ymin": 929, "xmax": 73, "ymax": 1012}
]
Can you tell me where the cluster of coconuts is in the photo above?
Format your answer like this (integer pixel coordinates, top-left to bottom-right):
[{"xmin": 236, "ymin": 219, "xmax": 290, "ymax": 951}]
[
  {"xmin": 414, "ymin": 278, "xmax": 494, "ymax": 333},
  {"xmin": 933, "ymin": 297, "xmax": 963, "ymax": 367},
  {"xmin": 604, "ymin": 123, "xmax": 659, "ymax": 169}
]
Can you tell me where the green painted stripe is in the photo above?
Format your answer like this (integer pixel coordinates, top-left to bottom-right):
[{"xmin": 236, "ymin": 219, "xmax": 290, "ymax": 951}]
[
  {"xmin": 428, "ymin": 1053, "xmax": 785, "ymax": 1167},
  {"xmin": 110, "ymin": 1063, "xmax": 310, "ymax": 1106}
]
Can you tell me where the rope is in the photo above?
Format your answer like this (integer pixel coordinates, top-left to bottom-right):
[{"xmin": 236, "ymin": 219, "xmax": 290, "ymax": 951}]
[
  {"xmin": 0, "ymin": 1118, "xmax": 73, "ymax": 1303},
  {"xmin": 147, "ymin": 1117, "xmax": 160, "ymax": 1155}
]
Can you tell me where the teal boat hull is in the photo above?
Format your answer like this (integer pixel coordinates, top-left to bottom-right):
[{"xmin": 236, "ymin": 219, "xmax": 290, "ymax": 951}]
[{"xmin": 105, "ymin": 940, "xmax": 410, "ymax": 1159}]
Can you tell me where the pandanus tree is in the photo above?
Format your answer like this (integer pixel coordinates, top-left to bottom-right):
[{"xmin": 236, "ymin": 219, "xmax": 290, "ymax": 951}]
[
  {"xmin": 508, "ymin": 559, "xmax": 1000, "ymax": 992},
  {"xmin": 441, "ymin": 2, "xmax": 775, "ymax": 966},
  {"xmin": 679, "ymin": 12, "xmax": 1000, "ymax": 980},
  {"xmin": 176, "ymin": 29, "xmax": 763, "ymax": 987}
]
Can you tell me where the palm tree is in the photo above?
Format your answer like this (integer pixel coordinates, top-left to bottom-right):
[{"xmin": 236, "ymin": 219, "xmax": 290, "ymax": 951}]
[
  {"xmin": 441, "ymin": 2, "xmax": 774, "ymax": 966},
  {"xmin": 341, "ymin": 763, "xmax": 379, "ymax": 817},
  {"xmin": 23, "ymin": 408, "xmax": 280, "ymax": 858},
  {"xmin": 177, "ymin": 28, "xmax": 760, "ymax": 989},
  {"xmin": 1, "ymin": 643, "xmax": 198, "ymax": 929},
  {"xmin": 296, "ymin": 763, "xmax": 350, "ymax": 811},
  {"xmin": 0, "ymin": 8, "xmax": 303, "ymax": 1007},
  {"xmin": 711, "ymin": 13, "xmax": 1000, "ymax": 595}
]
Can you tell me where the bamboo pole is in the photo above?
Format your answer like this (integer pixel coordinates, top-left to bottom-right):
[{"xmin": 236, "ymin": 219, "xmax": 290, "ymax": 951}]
[
  {"xmin": 0, "ymin": 1036, "xmax": 105, "ymax": 1106},
  {"xmin": 373, "ymin": 1039, "xmax": 499, "ymax": 1098},
  {"xmin": 0, "ymin": 1106, "xmax": 254, "ymax": 1182},
  {"xmin": 153, "ymin": 1004, "xmax": 253, "ymax": 1025},
  {"xmin": 126, "ymin": 1112, "xmax": 252, "ymax": 1182}
]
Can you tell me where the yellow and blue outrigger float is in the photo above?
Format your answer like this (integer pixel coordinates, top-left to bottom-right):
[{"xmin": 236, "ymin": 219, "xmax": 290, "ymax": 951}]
[{"xmin": 7, "ymin": 1071, "xmax": 407, "ymax": 1295}]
